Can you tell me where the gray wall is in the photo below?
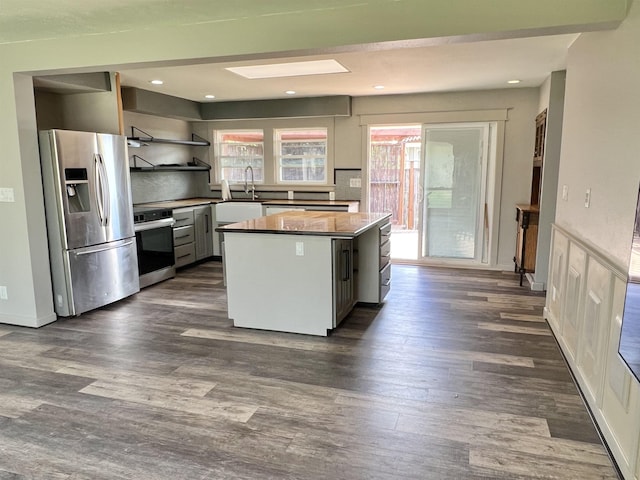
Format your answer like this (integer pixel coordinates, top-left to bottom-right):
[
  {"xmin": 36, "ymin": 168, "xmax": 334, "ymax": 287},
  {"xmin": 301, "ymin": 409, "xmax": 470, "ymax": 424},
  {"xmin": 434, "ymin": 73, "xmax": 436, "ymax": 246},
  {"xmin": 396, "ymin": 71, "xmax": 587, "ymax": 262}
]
[
  {"xmin": 532, "ymin": 71, "xmax": 566, "ymax": 290},
  {"xmin": 343, "ymin": 89, "xmax": 540, "ymax": 269}
]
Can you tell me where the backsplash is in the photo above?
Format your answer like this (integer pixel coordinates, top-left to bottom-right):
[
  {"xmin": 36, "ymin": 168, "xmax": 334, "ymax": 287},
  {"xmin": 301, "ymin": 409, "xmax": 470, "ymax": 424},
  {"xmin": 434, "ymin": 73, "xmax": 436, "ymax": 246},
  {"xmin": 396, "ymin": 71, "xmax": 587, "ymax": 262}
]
[
  {"xmin": 334, "ymin": 169, "xmax": 362, "ymax": 201},
  {"xmin": 131, "ymin": 169, "xmax": 363, "ymax": 204},
  {"xmin": 130, "ymin": 171, "xmax": 212, "ymax": 204}
]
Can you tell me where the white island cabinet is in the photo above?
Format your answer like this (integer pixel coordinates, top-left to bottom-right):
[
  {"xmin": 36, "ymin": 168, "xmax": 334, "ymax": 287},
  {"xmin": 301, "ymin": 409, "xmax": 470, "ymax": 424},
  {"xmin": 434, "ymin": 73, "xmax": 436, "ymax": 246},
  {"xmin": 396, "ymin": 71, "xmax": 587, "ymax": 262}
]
[{"xmin": 218, "ymin": 211, "xmax": 391, "ymax": 336}]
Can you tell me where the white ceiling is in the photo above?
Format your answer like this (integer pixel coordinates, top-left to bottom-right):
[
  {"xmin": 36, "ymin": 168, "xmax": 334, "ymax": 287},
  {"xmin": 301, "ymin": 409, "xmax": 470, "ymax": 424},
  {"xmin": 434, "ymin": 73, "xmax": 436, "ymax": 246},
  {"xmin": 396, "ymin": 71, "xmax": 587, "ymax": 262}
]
[{"xmin": 118, "ymin": 34, "xmax": 578, "ymax": 103}]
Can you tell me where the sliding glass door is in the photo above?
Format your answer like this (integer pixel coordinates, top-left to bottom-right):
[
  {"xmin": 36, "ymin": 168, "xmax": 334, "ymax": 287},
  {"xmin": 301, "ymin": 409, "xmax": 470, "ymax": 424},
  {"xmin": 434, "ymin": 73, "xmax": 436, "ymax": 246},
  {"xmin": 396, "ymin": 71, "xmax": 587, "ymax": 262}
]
[
  {"xmin": 368, "ymin": 122, "xmax": 490, "ymax": 264},
  {"xmin": 420, "ymin": 124, "xmax": 488, "ymax": 262}
]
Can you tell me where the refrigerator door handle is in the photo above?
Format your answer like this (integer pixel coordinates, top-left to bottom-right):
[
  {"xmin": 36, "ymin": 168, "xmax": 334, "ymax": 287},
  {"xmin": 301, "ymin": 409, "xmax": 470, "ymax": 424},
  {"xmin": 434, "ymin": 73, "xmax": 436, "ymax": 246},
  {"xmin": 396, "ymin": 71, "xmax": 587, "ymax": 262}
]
[
  {"xmin": 94, "ymin": 154, "xmax": 111, "ymax": 226},
  {"xmin": 94, "ymin": 154, "xmax": 105, "ymax": 226},
  {"xmin": 74, "ymin": 239, "xmax": 134, "ymax": 256}
]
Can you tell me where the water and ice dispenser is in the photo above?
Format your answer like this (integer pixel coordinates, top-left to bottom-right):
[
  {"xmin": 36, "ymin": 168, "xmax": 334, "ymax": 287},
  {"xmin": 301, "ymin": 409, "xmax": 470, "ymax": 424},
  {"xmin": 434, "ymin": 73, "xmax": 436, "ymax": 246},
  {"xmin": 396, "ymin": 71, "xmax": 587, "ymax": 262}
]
[{"xmin": 64, "ymin": 168, "xmax": 89, "ymax": 213}]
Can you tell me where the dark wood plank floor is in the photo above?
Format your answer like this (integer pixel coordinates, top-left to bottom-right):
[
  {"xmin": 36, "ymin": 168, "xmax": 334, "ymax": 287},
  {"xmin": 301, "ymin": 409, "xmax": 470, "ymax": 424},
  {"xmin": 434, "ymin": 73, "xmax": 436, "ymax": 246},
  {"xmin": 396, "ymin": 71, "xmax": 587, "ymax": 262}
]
[{"xmin": 0, "ymin": 262, "xmax": 619, "ymax": 479}]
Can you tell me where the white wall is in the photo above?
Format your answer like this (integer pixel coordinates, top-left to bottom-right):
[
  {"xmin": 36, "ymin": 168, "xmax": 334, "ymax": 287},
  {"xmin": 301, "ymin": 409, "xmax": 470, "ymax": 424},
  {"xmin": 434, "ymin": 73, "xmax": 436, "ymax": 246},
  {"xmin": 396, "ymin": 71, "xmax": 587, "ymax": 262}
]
[{"xmin": 555, "ymin": 0, "xmax": 640, "ymax": 268}]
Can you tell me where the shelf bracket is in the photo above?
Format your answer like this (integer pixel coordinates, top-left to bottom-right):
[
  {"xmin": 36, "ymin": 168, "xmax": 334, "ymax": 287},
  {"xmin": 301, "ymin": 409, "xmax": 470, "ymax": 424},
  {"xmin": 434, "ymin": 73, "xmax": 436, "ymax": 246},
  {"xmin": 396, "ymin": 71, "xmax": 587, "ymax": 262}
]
[
  {"xmin": 132, "ymin": 155, "xmax": 154, "ymax": 168},
  {"xmin": 189, "ymin": 157, "xmax": 210, "ymax": 169},
  {"xmin": 130, "ymin": 126, "xmax": 154, "ymax": 141},
  {"xmin": 191, "ymin": 133, "xmax": 209, "ymax": 144}
]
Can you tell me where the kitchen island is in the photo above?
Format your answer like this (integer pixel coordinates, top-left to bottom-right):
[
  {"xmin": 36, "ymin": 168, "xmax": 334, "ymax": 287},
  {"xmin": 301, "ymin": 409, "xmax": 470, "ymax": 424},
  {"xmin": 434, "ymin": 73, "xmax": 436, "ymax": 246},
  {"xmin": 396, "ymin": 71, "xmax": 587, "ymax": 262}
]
[{"xmin": 218, "ymin": 211, "xmax": 391, "ymax": 336}]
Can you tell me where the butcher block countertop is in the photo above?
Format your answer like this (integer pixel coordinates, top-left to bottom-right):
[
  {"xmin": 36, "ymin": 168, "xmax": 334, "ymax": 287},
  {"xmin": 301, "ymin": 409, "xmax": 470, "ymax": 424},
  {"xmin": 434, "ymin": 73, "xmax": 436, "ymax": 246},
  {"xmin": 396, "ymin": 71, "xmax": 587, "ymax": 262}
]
[
  {"xmin": 137, "ymin": 198, "xmax": 359, "ymax": 210},
  {"xmin": 217, "ymin": 211, "xmax": 391, "ymax": 237}
]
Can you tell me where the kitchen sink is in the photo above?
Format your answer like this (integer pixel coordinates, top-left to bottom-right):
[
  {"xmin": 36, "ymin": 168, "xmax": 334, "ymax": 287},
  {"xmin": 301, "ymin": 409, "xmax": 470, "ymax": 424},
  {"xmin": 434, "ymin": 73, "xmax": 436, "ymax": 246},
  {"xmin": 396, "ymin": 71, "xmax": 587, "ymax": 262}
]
[{"xmin": 215, "ymin": 201, "xmax": 263, "ymax": 223}]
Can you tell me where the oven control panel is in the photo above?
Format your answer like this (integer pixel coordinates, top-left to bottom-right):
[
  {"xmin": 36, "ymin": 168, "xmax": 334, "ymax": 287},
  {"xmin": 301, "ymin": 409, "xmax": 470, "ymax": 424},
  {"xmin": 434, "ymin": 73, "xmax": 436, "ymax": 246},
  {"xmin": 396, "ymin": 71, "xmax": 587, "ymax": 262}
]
[{"xmin": 133, "ymin": 207, "xmax": 173, "ymax": 224}]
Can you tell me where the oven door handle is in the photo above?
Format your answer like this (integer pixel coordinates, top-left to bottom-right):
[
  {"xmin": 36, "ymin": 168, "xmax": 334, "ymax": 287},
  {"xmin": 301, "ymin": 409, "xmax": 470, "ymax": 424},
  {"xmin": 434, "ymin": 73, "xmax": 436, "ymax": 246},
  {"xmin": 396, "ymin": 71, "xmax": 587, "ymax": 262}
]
[{"xmin": 134, "ymin": 217, "xmax": 175, "ymax": 232}]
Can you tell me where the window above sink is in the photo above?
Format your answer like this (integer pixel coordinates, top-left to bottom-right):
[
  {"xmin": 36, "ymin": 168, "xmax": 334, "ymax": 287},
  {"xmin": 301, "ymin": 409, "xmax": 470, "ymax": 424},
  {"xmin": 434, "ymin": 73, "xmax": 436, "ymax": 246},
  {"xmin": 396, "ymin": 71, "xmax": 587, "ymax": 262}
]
[{"xmin": 210, "ymin": 117, "xmax": 334, "ymax": 187}]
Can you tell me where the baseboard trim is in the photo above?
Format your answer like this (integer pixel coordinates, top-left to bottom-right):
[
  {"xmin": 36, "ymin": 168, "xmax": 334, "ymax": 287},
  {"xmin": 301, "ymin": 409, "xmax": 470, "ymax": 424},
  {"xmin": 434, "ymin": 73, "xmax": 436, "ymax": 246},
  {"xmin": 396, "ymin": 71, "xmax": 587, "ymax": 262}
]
[
  {"xmin": 525, "ymin": 273, "xmax": 546, "ymax": 291},
  {"xmin": 0, "ymin": 311, "xmax": 57, "ymax": 328}
]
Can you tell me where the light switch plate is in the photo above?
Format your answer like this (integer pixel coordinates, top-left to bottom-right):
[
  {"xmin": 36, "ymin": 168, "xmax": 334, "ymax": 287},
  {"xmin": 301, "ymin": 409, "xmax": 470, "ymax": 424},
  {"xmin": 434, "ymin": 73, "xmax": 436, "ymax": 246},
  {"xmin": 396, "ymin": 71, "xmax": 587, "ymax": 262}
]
[
  {"xmin": 0, "ymin": 286, "xmax": 7, "ymax": 300},
  {"xmin": 295, "ymin": 242, "xmax": 304, "ymax": 256},
  {"xmin": 349, "ymin": 178, "xmax": 361, "ymax": 188},
  {"xmin": 0, "ymin": 188, "xmax": 15, "ymax": 203},
  {"xmin": 562, "ymin": 185, "xmax": 568, "ymax": 201},
  {"xmin": 585, "ymin": 188, "xmax": 591, "ymax": 208}
]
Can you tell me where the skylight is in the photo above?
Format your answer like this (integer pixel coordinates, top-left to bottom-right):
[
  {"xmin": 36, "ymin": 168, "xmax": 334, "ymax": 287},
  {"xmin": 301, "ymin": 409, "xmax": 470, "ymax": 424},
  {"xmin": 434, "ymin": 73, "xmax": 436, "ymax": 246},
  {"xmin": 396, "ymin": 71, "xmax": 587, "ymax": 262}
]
[{"xmin": 226, "ymin": 59, "xmax": 349, "ymax": 79}]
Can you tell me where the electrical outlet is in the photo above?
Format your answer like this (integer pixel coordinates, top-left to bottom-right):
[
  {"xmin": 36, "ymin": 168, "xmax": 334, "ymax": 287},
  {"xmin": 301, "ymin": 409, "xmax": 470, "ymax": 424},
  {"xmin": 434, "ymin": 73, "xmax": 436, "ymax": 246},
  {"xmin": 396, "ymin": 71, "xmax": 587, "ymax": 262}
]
[
  {"xmin": 329, "ymin": 191, "xmax": 335, "ymax": 201},
  {"xmin": 584, "ymin": 188, "xmax": 591, "ymax": 208},
  {"xmin": 288, "ymin": 190, "xmax": 294, "ymax": 200},
  {"xmin": 0, "ymin": 286, "xmax": 7, "ymax": 300},
  {"xmin": 349, "ymin": 178, "xmax": 361, "ymax": 188},
  {"xmin": 295, "ymin": 242, "xmax": 304, "ymax": 256}
]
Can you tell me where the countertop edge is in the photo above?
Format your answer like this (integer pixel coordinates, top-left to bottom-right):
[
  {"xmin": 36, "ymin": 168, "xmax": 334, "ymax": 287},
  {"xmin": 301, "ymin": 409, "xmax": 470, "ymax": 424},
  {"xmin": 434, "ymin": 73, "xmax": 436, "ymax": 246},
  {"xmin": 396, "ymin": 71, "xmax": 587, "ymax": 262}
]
[{"xmin": 217, "ymin": 212, "xmax": 391, "ymax": 237}]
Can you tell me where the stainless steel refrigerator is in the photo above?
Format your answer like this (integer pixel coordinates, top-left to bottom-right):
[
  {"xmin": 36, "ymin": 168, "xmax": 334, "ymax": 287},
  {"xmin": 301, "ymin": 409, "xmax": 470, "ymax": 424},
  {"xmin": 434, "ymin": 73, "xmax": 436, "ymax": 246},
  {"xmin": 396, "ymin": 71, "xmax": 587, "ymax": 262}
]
[{"xmin": 39, "ymin": 129, "xmax": 140, "ymax": 317}]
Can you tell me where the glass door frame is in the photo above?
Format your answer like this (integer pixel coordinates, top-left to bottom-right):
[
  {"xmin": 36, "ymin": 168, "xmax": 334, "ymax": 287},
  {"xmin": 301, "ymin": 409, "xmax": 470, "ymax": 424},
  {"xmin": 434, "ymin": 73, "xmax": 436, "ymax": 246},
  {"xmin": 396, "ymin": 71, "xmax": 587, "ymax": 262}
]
[{"xmin": 417, "ymin": 122, "xmax": 491, "ymax": 266}]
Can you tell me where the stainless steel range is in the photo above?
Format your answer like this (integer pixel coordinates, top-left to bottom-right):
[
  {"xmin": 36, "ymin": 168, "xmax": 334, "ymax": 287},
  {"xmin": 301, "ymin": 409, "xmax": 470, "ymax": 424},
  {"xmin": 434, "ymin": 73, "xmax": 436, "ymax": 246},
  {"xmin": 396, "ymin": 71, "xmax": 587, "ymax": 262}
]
[{"xmin": 133, "ymin": 206, "xmax": 175, "ymax": 288}]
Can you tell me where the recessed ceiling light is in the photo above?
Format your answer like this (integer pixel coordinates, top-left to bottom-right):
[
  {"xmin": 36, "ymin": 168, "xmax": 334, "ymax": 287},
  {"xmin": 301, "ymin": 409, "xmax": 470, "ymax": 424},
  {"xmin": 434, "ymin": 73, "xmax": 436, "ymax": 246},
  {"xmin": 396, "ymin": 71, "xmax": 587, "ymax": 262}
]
[
  {"xmin": 226, "ymin": 59, "xmax": 349, "ymax": 79},
  {"xmin": 374, "ymin": 85, "xmax": 385, "ymax": 90},
  {"xmin": 507, "ymin": 79, "xmax": 521, "ymax": 84},
  {"xmin": 150, "ymin": 79, "xmax": 164, "ymax": 85},
  {"xmin": 204, "ymin": 94, "xmax": 216, "ymax": 99},
  {"xmin": 285, "ymin": 90, "xmax": 296, "ymax": 95}
]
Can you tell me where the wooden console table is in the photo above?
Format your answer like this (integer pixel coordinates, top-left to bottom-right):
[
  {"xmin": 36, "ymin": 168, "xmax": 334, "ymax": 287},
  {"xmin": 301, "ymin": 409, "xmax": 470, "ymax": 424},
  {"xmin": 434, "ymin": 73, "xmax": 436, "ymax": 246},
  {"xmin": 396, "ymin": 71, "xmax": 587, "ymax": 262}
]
[{"xmin": 514, "ymin": 204, "xmax": 539, "ymax": 286}]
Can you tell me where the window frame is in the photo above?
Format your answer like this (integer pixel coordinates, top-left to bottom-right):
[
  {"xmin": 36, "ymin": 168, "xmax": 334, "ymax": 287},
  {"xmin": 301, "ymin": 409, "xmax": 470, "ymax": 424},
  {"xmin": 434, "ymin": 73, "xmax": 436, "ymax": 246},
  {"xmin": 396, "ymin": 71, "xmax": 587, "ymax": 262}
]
[
  {"xmin": 214, "ymin": 129, "xmax": 265, "ymax": 185},
  {"xmin": 274, "ymin": 127, "xmax": 329, "ymax": 185}
]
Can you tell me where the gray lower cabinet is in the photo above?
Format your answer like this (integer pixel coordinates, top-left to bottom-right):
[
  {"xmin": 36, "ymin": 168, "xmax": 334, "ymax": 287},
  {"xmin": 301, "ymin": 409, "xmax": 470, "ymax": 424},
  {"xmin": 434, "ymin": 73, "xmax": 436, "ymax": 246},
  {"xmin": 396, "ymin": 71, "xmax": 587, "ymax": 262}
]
[
  {"xmin": 194, "ymin": 205, "xmax": 213, "ymax": 260},
  {"xmin": 173, "ymin": 208, "xmax": 196, "ymax": 267},
  {"xmin": 356, "ymin": 220, "xmax": 391, "ymax": 303},
  {"xmin": 173, "ymin": 205, "xmax": 215, "ymax": 268},
  {"xmin": 332, "ymin": 238, "xmax": 356, "ymax": 327},
  {"xmin": 379, "ymin": 222, "xmax": 391, "ymax": 301}
]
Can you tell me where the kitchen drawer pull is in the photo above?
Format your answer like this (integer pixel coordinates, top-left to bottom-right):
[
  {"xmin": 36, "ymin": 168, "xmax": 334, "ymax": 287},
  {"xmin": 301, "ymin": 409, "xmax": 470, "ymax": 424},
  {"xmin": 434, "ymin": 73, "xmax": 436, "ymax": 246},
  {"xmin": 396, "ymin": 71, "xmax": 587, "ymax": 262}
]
[
  {"xmin": 177, "ymin": 253, "xmax": 192, "ymax": 259},
  {"xmin": 175, "ymin": 234, "xmax": 191, "ymax": 239}
]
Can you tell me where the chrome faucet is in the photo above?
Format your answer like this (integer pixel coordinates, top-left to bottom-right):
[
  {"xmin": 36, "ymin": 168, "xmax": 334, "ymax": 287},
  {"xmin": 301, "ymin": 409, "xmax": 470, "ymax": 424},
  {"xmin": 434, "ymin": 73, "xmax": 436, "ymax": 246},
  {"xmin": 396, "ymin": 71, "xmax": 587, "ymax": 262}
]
[{"xmin": 244, "ymin": 165, "xmax": 257, "ymax": 200}]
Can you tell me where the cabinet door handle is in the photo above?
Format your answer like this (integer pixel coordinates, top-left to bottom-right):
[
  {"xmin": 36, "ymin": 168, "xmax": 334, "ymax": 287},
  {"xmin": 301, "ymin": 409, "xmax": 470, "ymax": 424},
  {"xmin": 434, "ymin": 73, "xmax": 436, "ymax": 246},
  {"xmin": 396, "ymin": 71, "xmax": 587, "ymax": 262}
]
[
  {"xmin": 342, "ymin": 249, "xmax": 350, "ymax": 281},
  {"xmin": 205, "ymin": 214, "xmax": 209, "ymax": 233}
]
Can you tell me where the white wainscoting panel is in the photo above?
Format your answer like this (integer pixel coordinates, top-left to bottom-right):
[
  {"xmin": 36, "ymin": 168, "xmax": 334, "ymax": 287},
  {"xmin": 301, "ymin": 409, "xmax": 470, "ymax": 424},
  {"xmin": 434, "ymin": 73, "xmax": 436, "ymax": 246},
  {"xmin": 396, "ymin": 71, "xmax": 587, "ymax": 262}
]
[
  {"xmin": 562, "ymin": 243, "xmax": 587, "ymax": 362},
  {"xmin": 546, "ymin": 228, "xmax": 569, "ymax": 331},
  {"xmin": 601, "ymin": 276, "xmax": 640, "ymax": 479},
  {"xmin": 576, "ymin": 257, "xmax": 612, "ymax": 406},
  {"xmin": 546, "ymin": 224, "xmax": 639, "ymax": 480}
]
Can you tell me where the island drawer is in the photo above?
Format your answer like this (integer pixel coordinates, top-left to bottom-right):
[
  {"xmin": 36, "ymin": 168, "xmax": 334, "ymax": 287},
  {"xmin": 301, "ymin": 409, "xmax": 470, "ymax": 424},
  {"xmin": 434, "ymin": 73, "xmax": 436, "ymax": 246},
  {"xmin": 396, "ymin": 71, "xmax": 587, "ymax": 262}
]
[
  {"xmin": 380, "ymin": 262, "xmax": 391, "ymax": 300},
  {"xmin": 380, "ymin": 239, "xmax": 391, "ymax": 266},
  {"xmin": 379, "ymin": 222, "xmax": 391, "ymax": 239},
  {"xmin": 173, "ymin": 208, "xmax": 195, "ymax": 228},
  {"xmin": 174, "ymin": 243, "xmax": 196, "ymax": 267},
  {"xmin": 173, "ymin": 225, "xmax": 194, "ymax": 246}
]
